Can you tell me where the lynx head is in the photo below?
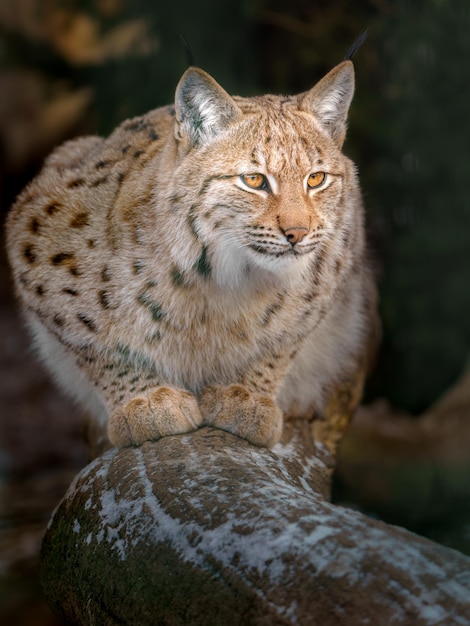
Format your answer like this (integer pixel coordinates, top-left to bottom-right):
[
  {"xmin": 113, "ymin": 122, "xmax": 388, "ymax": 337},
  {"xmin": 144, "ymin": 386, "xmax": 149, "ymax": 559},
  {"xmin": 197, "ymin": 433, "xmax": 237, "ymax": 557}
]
[{"xmin": 170, "ymin": 61, "xmax": 359, "ymax": 288}]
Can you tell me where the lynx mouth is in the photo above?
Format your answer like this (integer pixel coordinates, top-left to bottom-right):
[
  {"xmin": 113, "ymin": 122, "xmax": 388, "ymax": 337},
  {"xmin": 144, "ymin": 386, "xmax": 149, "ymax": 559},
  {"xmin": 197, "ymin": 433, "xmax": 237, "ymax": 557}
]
[{"xmin": 248, "ymin": 243, "xmax": 313, "ymax": 259}]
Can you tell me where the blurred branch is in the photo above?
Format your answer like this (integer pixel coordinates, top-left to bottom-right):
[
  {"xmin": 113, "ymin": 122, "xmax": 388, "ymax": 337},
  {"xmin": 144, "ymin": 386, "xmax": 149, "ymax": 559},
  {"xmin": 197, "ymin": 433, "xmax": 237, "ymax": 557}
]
[
  {"xmin": 337, "ymin": 368, "xmax": 470, "ymax": 540},
  {"xmin": 47, "ymin": 11, "xmax": 157, "ymax": 65},
  {"xmin": 0, "ymin": 70, "xmax": 92, "ymax": 172}
]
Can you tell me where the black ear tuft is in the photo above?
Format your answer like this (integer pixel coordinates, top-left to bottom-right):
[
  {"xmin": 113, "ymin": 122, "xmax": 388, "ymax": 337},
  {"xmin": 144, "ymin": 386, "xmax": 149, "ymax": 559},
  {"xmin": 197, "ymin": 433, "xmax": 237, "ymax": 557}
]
[
  {"xmin": 344, "ymin": 29, "xmax": 369, "ymax": 61},
  {"xmin": 180, "ymin": 35, "xmax": 196, "ymax": 68}
]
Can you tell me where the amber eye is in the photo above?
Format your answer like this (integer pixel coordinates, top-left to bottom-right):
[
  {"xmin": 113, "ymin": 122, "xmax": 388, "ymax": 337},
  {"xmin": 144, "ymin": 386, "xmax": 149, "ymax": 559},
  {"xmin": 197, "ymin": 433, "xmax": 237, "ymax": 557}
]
[
  {"xmin": 307, "ymin": 172, "xmax": 326, "ymax": 189},
  {"xmin": 240, "ymin": 173, "xmax": 268, "ymax": 190}
]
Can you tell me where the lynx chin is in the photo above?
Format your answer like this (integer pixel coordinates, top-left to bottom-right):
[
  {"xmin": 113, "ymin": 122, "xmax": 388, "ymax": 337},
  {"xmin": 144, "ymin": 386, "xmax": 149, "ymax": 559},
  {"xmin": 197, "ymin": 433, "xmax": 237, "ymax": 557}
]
[{"xmin": 6, "ymin": 61, "xmax": 378, "ymax": 452}]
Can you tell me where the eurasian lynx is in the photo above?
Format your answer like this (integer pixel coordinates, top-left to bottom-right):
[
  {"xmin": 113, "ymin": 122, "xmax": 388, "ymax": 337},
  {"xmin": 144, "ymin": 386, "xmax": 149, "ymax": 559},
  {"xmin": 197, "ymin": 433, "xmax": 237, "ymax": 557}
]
[{"xmin": 6, "ymin": 61, "xmax": 377, "ymax": 451}]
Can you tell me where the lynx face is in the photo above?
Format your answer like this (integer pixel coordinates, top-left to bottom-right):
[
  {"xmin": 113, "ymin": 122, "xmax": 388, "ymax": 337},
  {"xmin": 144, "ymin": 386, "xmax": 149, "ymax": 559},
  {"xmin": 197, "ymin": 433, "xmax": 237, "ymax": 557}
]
[{"xmin": 169, "ymin": 64, "xmax": 357, "ymax": 288}]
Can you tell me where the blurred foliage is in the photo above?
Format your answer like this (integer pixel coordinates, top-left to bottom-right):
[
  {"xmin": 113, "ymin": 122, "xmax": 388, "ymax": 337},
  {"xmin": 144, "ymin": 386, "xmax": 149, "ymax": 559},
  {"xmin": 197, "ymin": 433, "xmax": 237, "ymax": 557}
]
[
  {"xmin": 0, "ymin": 0, "xmax": 469, "ymax": 413},
  {"xmin": 363, "ymin": 1, "xmax": 470, "ymax": 412}
]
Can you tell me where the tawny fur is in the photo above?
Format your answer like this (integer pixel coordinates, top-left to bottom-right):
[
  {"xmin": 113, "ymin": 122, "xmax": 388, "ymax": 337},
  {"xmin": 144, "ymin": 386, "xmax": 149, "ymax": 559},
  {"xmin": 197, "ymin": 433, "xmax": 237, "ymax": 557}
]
[{"xmin": 6, "ymin": 61, "xmax": 377, "ymax": 449}]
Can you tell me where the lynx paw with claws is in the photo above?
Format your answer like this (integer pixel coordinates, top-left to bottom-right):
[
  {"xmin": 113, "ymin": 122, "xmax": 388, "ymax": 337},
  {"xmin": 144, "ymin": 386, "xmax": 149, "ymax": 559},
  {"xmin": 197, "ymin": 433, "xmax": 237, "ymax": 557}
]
[
  {"xmin": 199, "ymin": 384, "xmax": 283, "ymax": 448},
  {"xmin": 108, "ymin": 386, "xmax": 203, "ymax": 447}
]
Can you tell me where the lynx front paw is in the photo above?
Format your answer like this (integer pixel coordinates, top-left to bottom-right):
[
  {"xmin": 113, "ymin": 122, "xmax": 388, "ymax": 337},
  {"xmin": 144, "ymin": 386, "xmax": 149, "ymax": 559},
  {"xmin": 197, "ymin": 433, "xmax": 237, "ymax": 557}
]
[
  {"xmin": 199, "ymin": 384, "xmax": 283, "ymax": 448},
  {"xmin": 108, "ymin": 386, "xmax": 203, "ymax": 447}
]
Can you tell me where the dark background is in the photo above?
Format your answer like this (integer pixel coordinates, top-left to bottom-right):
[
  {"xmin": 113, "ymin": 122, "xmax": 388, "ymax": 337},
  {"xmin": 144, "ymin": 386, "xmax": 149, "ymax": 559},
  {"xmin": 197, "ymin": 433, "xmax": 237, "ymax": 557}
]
[{"xmin": 1, "ymin": 0, "xmax": 469, "ymax": 623}]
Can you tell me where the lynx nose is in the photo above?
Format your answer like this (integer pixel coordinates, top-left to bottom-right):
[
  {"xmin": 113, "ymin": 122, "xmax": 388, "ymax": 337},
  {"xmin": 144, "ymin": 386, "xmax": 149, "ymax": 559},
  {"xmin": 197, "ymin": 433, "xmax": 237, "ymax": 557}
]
[{"xmin": 283, "ymin": 227, "xmax": 308, "ymax": 245}]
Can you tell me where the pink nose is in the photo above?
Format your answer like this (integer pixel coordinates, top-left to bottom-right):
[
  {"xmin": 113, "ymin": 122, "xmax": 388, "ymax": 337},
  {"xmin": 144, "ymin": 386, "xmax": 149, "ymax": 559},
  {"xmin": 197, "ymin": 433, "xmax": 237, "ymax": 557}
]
[{"xmin": 283, "ymin": 227, "xmax": 308, "ymax": 244}]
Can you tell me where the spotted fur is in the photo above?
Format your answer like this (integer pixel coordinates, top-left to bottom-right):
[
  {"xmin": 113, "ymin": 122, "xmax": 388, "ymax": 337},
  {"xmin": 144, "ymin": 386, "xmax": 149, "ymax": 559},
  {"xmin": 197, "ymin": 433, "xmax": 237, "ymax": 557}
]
[{"xmin": 6, "ymin": 61, "xmax": 378, "ymax": 450}]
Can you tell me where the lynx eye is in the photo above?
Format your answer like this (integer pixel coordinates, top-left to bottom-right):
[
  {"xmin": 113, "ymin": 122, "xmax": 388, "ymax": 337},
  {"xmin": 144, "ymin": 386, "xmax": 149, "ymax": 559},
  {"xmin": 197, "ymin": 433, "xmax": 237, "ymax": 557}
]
[
  {"xmin": 240, "ymin": 173, "xmax": 268, "ymax": 190},
  {"xmin": 307, "ymin": 172, "xmax": 326, "ymax": 189}
]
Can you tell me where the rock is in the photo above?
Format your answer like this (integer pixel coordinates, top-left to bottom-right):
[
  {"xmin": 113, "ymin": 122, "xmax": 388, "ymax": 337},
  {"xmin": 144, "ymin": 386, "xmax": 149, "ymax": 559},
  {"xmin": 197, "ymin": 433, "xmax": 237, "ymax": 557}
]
[{"xmin": 41, "ymin": 424, "xmax": 470, "ymax": 625}]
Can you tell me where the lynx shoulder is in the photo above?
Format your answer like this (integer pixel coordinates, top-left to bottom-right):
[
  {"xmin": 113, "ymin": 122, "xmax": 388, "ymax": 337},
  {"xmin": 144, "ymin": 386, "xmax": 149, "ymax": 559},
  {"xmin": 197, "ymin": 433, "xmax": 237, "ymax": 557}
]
[{"xmin": 6, "ymin": 61, "xmax": 378, "ymax": 451}]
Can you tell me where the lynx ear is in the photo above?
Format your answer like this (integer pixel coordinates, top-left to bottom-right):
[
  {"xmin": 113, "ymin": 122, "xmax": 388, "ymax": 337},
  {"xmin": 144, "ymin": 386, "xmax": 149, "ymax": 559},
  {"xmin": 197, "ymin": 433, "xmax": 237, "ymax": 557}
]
[
  {"xmin": 300, "ymin": 61, "xmax": 355, "ymax": 148},
  {"xmin": 174, "ymin": 67, "xmax": 241, "ymax": 147}
]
